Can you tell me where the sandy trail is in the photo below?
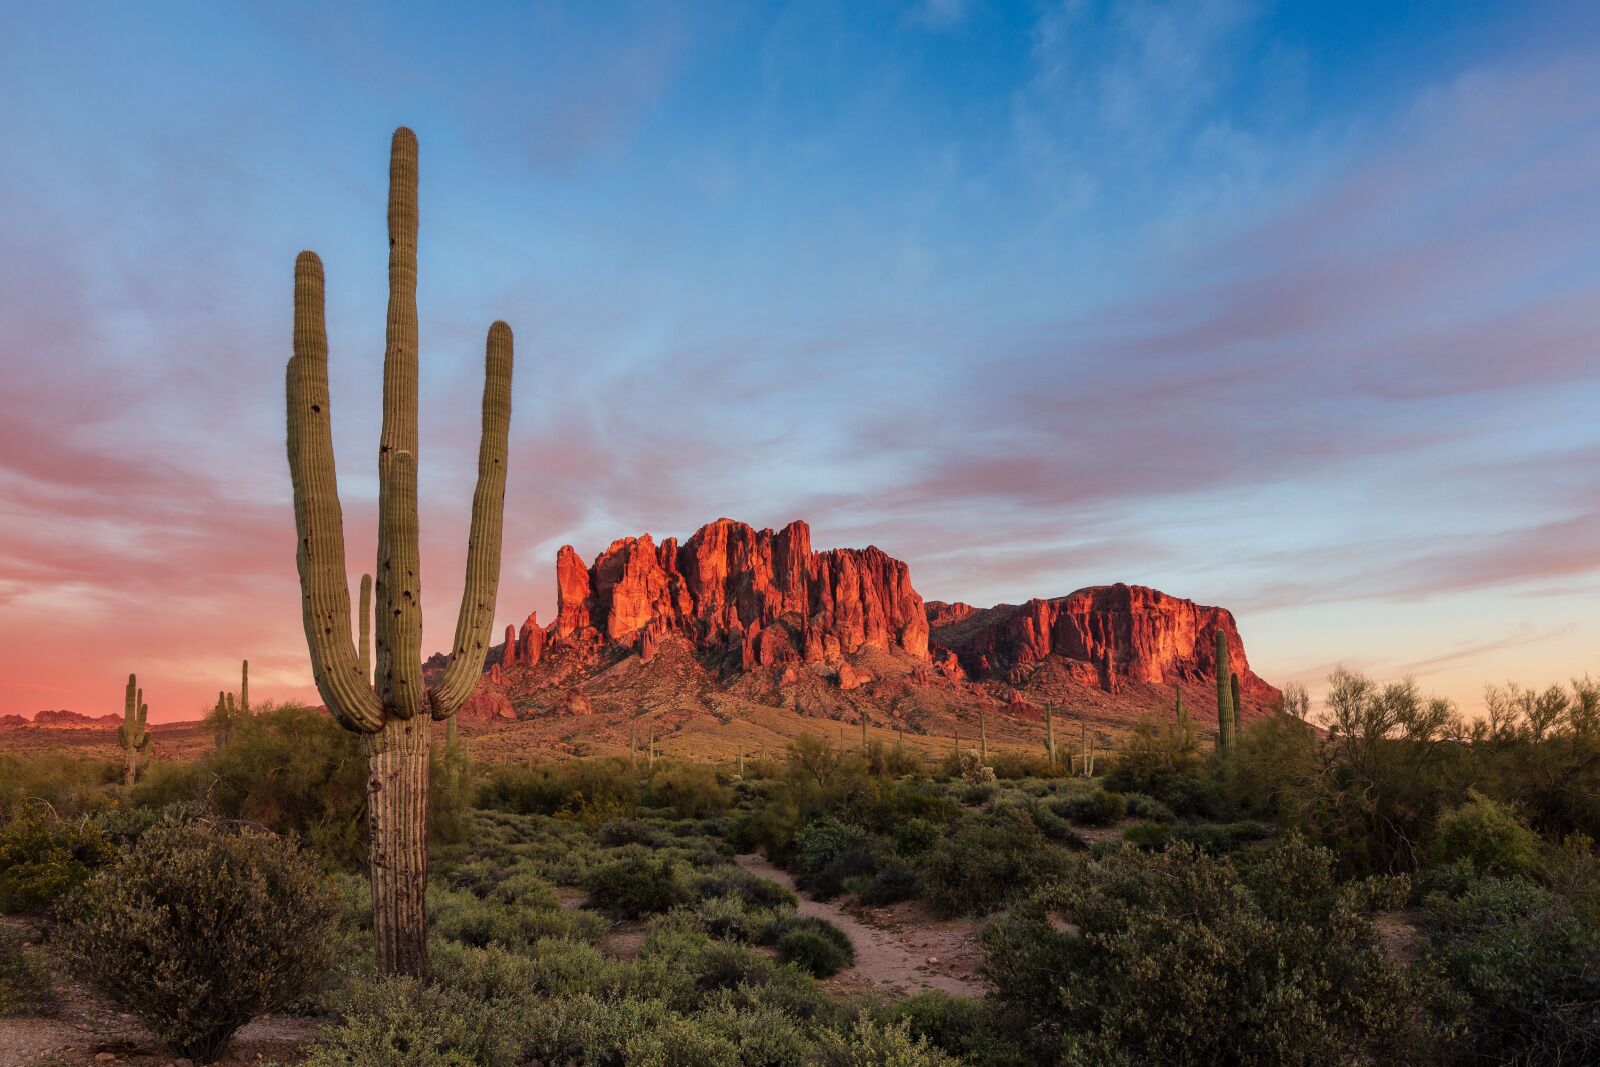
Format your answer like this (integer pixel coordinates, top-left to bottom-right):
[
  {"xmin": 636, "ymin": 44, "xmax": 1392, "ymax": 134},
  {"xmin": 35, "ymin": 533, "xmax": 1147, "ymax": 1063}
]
[{"xmin": 736, "ymin": 853, "xmax": 986, "ymax": 999}]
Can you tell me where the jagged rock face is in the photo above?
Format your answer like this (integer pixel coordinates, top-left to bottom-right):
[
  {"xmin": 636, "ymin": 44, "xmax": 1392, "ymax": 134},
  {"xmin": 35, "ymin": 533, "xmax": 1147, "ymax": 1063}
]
[
  {"xmin": 930, "ymin": 584, "xmax": 1274, "ymax": 700},
  {"xmin": 553, "ymin": 518, "xmax": 929, "ymax": 665}
]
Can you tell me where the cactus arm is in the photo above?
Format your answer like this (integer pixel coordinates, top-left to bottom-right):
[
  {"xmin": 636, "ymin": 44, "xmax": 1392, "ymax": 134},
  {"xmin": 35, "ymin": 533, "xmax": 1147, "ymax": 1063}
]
[
  {"xmin": 376, "ymin": 451, "xmax": 424, "ymax": 718},
  {"xmin": 429, "ymin": 322, "xmax": 514, "ymax": 717},
  {"xmin": 359, "ymin": 573, "xmax": 372, "ymax": 683},
  {"xmin": 374, "ymin": 126, "xmax": 423, "ymax": 722},
  {"xmin": 287, "ymin": 250, "xmax": 384, "ymax": 734}
]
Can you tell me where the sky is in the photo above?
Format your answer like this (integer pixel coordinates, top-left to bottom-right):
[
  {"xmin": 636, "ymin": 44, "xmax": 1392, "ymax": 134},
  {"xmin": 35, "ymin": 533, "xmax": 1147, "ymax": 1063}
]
[{"xmin": 0, "ymin": 1, "xmax": 1596, "ymax": 722}]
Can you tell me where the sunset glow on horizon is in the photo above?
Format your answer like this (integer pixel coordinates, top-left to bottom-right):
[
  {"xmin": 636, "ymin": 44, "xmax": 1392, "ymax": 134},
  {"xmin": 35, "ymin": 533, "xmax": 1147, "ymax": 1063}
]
[{"xmin": 1, "ymin": 1, "xmax": 1597, "ymax": 722}]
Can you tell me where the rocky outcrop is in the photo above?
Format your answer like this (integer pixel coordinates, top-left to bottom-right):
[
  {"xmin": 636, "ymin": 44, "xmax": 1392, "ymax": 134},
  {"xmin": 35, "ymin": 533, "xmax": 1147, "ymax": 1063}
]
[
  {"xmin": 551, "ymin": 519, "xmax": 928, "ymax": 667},
  {"xmin": 455, "ymin": 519, "xmax": 1276, "ymax": 725},
  {"xmin": 928, "ymin": 584, "xmax": 1274, "ymax": 700}
]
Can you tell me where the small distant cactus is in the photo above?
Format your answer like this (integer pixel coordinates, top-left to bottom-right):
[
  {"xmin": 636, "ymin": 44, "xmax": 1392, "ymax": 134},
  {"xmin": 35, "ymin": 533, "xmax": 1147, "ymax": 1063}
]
[
  {"xmin": 1045, "ymin": 704, "xmax": 1057, "ymax": 767},
  {"xmin": 119, "ymin": 674, "xmax": 150, "ymax": 786},
  {"xmin": 1215, "ymin": 630, "xmax": 1234, "ymax": 754},
  {"xmin": 958, "ymin": 748, "xmax": 996, "ymax": 784},
  {"xmin": 979, "ymin": 707, "xmax": 989, "ymax": 762}
]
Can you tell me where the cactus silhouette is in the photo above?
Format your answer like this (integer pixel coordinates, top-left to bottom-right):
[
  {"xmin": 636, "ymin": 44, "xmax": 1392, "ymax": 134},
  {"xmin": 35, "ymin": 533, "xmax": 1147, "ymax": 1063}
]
[
  {"xmin": 1216, "ymin": 630, "xmax": 1234, "ymax": 753},
  {"xmin": 119, "ymin": 674, "xmax": 149, "ymax": 787},
  {"xmin": 285, "ymin": 127, "xmax": 513, "ymax": 976}
]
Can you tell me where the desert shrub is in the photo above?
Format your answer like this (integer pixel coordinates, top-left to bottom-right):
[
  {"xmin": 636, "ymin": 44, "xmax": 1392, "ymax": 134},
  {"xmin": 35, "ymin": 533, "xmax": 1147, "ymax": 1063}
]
[
  {"xmin": 811, "ymin": 1015, "xmax": 960, "ymax": 1067},
  {"xmin": 58, "ymin": 817, "xmax": 337, "ymax": 1062},
  {"xmin": 649, "ymin": 762, "xmax": 732, "ymax": 818},
  {"xmin": 1429, "ymin": 792, "xmax": 1543, "ymax": 878},
  {"xmin": 809, "ymin": 846, "xmax": 879, "ymax": 900},
  {"xmin": 693, "ymin": 865, "xmax": 797, "ymax": 911},
  {"xmin": 199, "ymin": 703, "xmax": 371, "ymax": 867},
  {"xmin": 1122, "ymin": 792, "xmax": 1176, "ymax": 823},
  {"xmin": 125, "ymin": 759, "xmax": 209, "ymax": 809},
  {"xmin": 0, "ymin": 926, "xmax": 55, "ymax": 1016},
  {"xmin": 431, "ymin": 884, "xmax": 604, "ymax": 949},
  {"xmin": 475, "ymin": 757, "xmax": 637, "ymax": 818},
  {"xmin": 1149, "ymin": 770, "xmax": 1229, "ymax": 819},
  {"xmin": 958, "ymin": 781, "xmax": 997, "ymax": 805},
  {"xmin": 519, "ymin": 992, "xmax": 740, "ymax": 1067},
  {"xmin": 1054, "ymin": 789, "xmax": 1127, "ymax": 827},
  {"xmin": 656, "ymin": 893, "xmax": 787, "ymax": 944},
  {"xmin": 777, "ymin": 928, "xmax": 850, "ymax": 977},
  {"xmin": 596, "ymin": 817, "xmax": 659, "ymax": 847},
  {"xmin": 887, "ymin": 993, "xmax": 1029, "ymax": 1067},
  {"xmin": 1223, "ymin": 712, "xmax": 1320, "ymax": 817},
  {"xmin": 983, "ymin": 836, "xmax": 1440, "ymax": 1065},
  {"xmin": 638, "ymin": 929, "xmax": 787, "ymax": 1003},
  {"xmin": 893, "ymin": 817, "xmax": 940, "ymax": 857},
  {"xmin": 919, "ymin": 808, "xmax": 1073, "ymax": 917},
  {"xmin": 791, "ymin": 815, "xmax": 867, "ymax": 879},
  {"xmin": 0, "ymin": 754, "xmax": 118, "ymax": 819},
  {"xmin": 302, "ymin": 973, "xmax": 518, "ymax": 1067},
  {"xmin": 1122, "ymin": 819, "xmax": 1272, "ymax": 854},
  {"xmin": 771, "ymin": 914, "xmax": 854, "ymax": 978},
  {"xmin": 858, "ymin": 863, "xmax": 919, "ymax": 905},
  {"xmin": 584, "ymin": 853, "xmax": 693, "ymax": 918},
  {"xmin": 1423, "ymin": 876, "xmax": 1600, "ymax": 1065},
  {"xmin": 0, "ymin": 808, "xmax": 108, "ymax": 913},
  {"xmin": 1101, "ymin": 709, "xmax": 1204, "ymax": 795}
]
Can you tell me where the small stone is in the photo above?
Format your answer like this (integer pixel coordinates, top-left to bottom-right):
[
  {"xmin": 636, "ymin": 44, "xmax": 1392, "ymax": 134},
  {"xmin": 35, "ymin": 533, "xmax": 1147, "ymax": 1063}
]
[
  {"xmin": 926, "ymin": 956, "xmax": 939, "ymax": 964},
  {"xmin": 94, "ymin": 1055, "xmax": 115, "ymax": 1064},
  {"xmin": 175, "ymin": 1059, "xmax": 194, "ymax": 1067}
]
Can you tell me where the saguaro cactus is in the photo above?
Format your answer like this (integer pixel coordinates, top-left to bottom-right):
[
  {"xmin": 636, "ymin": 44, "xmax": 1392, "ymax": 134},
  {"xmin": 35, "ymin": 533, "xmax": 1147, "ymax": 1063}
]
[
  {"xmin": 979, "ymin": 707, "xmax": 988, "ymax": 763},
  {"xmin": 358, "ymin": 573, "xmax": 373, "ymax": 682},
  {"xmin": 119, "ymin": 674, "xmax": 149, "ymax": 786},
  {"xmin": 1230, "ymin": 672, "xmax": 1243, "ymax": 743},
  {"xmin": 1216, "ymin": 630, "xmax": 1234, "ymax": 753},
  {"xmin": 239, "ymin": 659, "xmax": 250, "ymax": 715},
  {"xmin": 1045, "ymin": 705, "xmax": 1057, "ymax": 767},
  {"xmin": 285, "ymin": 128, "xmax": 513, "ymax": 976}
]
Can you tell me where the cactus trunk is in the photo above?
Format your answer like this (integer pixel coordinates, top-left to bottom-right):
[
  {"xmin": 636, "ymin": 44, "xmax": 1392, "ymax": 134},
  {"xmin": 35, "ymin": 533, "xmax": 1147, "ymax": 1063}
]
[
  {"xmin": 240, "ymin": 660, "xmax": 249, "ymax": 715},
  {"xmin": 1046, "ymin": 705, "xmax": 1056, "ymax": 767},
  {"xmin": 365, "ymin": 717, "xmax": 430, "ymax": 977},
  {"xmin": 285, "ymin": 128, "xmax": 513, "ymax": 976},
  {"xmin": 358, "ymin": 573, "xmax": 372, "ymax": 683},
  {"xmin": 979, "ymin": 708, "xmax": 988, "ymax": 762},
  {"xmin": 1215, "ymin": 630, "xmax": 1234, "ymax": 753}
]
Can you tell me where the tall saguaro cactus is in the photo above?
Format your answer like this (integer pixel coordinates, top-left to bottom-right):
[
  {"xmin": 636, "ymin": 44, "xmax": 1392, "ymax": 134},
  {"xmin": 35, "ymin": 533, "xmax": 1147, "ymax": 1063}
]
[
  {"xmin": 1215, "ymin": 630, "xmax": 1234, "ymax": 754},
  {"xmin": 1045, "ymin": 704, "xmax": 1057, "ymax": 767},
  {"xmin": 285, "ymin": 128, "xmax": 513, "ymax": 976},
  {"xmin": 119, "ymin": 674, "xmax": 149, "ymax": 787},
  {"xmin": 1230, "ymin": 673, "xmax": 1243, "ymax": 743}
]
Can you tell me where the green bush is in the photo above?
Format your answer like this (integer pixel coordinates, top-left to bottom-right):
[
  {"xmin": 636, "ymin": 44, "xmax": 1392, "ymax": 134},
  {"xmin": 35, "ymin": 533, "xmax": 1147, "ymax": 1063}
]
[
  {"xmin": 887, "ymin": 992, "xmax": 1029, "ymax": 1067},
  {"xmin": 1429, "ymin": 792, "xmax": 1542, "ymax": 878},
  {"xmin": 892, "ymin": 817, "xmax": 940, "ymax": 857},
  {"xmin": 772, "ymin": 915, "xmax": 854, "ymax": 978},
  {"xmin": 792, "ymin": 815, "xmax": 867, "ymax": 878},
  {"xmin": 0, "ymin": 808, "xmax": 108, "ymax": 913},
  {"xmin": 649, "ymin": 762, "xmax": 732, "ymax": 818},
  {"xmin": 58, "ymin": 817, "xmax": 337, "ymax": 1062},
  {"xmin": 1054, "ymin": 790, "xmax": 1127, "ymax": 827},
  {"xmin": 476, "ymin": 757, "xmax": 638, "ymax": 818},
  {"xmin": 811, "ymin": 1016, "xmax": 960, "ymax": 1066},
  {"xmin": 1424, "ymin": 876, "xmax": 1600, "ymax": 1065},
  {"xmin": 919, "ymin": 808, "xmax": 1073, "ymax": 917},
  {"xmin": 1122, "ymin": 793, "xmax": 1176, "ymax": 823},
  {"xmin": 858, "ymin": 863, "xmax": 918, "ymax": 905},
  {"xmin": 983, "ymin": 836, "xmax": 1441, "ymax": 1065},
  {"xmin": 0, "ymin": 754, "xmax": 117, "ymax": 819},
  {"xmin": 0, "ymin": 926, "xmax": 55, "ymax": 1016},
  {"xmin": 302, "ymin": 973, "xmax": 518, "ymax": 1067},
  {"xmin": 584, "ymin": 853, "xmax": 694, "ymax": 918},
  {"xmin": 777, "ymin": 928, "xmax": 850, "ymax": 977}
]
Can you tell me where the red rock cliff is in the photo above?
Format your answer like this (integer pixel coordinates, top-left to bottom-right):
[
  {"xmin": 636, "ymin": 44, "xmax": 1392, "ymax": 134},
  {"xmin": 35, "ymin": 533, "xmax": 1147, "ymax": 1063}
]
[
  {"xmin": 550, "ymin": 518, "xmax": 929, "ymax": 666},
  {"xmin": 928, "ymin": 584, "xmax": 1274, "ymax": 700}
]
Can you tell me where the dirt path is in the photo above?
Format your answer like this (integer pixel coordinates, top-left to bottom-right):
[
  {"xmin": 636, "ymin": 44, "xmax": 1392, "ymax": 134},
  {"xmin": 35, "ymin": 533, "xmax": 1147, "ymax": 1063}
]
[{"xmin": 736, "ymin": 854, "xmax": 986, "ymax": 999}]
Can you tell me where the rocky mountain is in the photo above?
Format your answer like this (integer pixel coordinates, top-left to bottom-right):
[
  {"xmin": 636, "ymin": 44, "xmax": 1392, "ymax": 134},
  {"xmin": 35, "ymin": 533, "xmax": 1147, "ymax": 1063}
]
[
  {"xmin": 0, "ymin": 709, "xmax": 122, "ymax": 729},
  {"xmin": 446, "ymin": 518, "xmax": 1278, "ymax": 754}
]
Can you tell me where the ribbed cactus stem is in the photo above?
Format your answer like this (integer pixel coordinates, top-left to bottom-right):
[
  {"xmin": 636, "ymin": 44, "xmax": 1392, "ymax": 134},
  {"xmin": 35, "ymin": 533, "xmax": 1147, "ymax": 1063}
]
[
  {"xmin": 284, "ymin": 127, "xmax": 514, "ymax": 977},
  {"xmin": 979, "ymin": 708, "xmax": 988, "ymax": 763},
  {"xmin": 1045, "ymin": 705, "xmax": 1056, "ymax": 766},
  {"xmin": 120, "ymin": 674, "xmax": 149, "ymax": 787},
  {"xmin": 240, "ymin": 660, "xmax": 249, "ymax": 714},
  {"xmin": 1231, "ymin": 672, "xmax": 1243, "ymax": 743},
  {"xmin": 1215, "ymin": 630, "xmax": 1234, "ymax": 754},
  {"xmin": 358, "ymin": 573, "xmax": 372, "ymax": 683}
]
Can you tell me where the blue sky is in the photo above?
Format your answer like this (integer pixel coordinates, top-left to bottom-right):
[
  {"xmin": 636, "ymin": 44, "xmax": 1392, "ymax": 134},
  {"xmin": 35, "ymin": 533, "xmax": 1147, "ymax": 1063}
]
[{"xmin": 1, "ymin": 1, "xmax": 1596, "ymax": 718}]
